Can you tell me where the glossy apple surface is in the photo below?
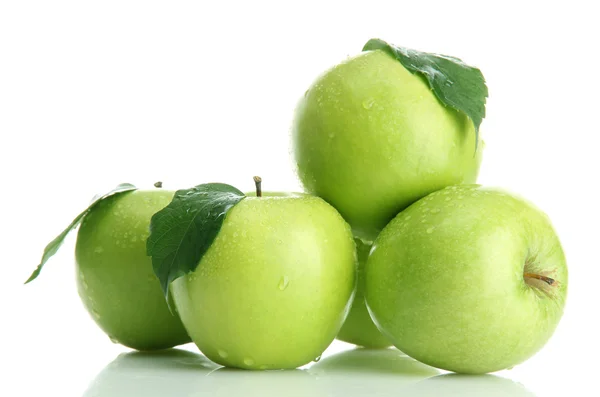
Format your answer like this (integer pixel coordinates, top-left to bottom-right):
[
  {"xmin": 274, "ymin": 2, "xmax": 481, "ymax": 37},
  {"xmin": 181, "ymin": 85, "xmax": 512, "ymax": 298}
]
[
  {"xmin": 366, "ymin": 185, "xmax": 568, "ymax": 373},
  {"xmin": 292, "ymin": 50, "xmax": 482, "ymax": 239},
  {"xmin": 76, "ymin": 189, "xmax": 190, "ymax": 350},
  {"xmin": 336, "ymin": 238, "xmax": 391, "ymax": 348},
  {"xmin": 171, "ymin": 195, "xmax": 356, "ymax": 369}
]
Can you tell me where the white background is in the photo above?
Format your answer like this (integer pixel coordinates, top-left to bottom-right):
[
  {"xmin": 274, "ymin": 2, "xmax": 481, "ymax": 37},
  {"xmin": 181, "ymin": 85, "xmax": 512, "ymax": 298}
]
[{"xmin": 1, "ymin": 1, "xmax": 598, "ymax": 396}]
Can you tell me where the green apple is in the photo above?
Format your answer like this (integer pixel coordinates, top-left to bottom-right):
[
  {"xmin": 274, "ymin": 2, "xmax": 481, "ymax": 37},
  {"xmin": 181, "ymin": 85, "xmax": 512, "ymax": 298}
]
[
  {"xmin": 171, "ymin": 193, "xmax": 356, "ymax": 370},
  {"xmin": 292, "ymin": 49, "xmax": 482, "ymax": 239},
  {"xmin": 76, "ymin": 189, "xmax": 190, "ymax": 350},
  {"xmin": 366, "ymin": 185, "xmax": 568, "ymax": 374},
  {"xmin": 336, "ymin": 238, "xmax": 391, "ymax": 348}
]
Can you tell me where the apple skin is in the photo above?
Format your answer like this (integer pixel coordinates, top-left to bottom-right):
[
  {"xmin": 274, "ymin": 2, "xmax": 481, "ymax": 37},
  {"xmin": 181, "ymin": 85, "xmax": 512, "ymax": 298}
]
[
  {"xmin": 336, "ymin": 238, "xmax": 392, "ymax": 348},
  {"xmin": 171, "ymin": 195, "xmax": 356, "ymax": 370},
  {"xmin": 365, "ymin": 185, "xmax": 568, "ymax": 374},
  {"xmin": 292, "ymin": 49, "xmax": 482, "ymax": 240},
  {"xmin": 76, "ymin": 189, "xmax": 191, "ymax": 351}
]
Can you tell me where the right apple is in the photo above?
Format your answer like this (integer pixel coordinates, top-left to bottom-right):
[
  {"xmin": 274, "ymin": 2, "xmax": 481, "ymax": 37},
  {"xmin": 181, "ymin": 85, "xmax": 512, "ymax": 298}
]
[
  {"xmin": 292, "ymin": 46, "xmax": 484, "ymax": 240},
  {"xmin": 366, "ymin": 185, "xmax": 568, "ymax": 374}
]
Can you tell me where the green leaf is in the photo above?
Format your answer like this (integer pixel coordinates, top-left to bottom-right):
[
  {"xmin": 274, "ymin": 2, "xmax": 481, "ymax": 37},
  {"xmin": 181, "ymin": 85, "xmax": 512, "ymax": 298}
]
[
  {"xmin": 363, "ymin": 38, "xmax": 488, "ymax": 146},
  {"xmin": 146, "ymin": 183, "xmax": 246, "ymax": 299},
  {"xmin": 25, "ymin": 183, "xmax": 137, "ymax": 284}
]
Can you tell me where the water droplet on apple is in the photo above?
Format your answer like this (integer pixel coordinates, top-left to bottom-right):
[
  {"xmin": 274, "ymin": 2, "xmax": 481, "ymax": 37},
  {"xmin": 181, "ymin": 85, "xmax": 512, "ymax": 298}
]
[
  {"xmin": 109, "ymin": 336, "xmax": 119, "ymax": 344},
  {"xmin": 328, "ymin": 132, "xmax": 335, "ymax": 139},
  {"xmin": 445, "ymin": 197, "xmax": 451, "ymax": 201},
  {"xmin": 313, "ymin": 355, "xmax": 322, "ymax": 362},
  {"xmin": 92, "ymin": 308, "xmax": 101, "ymax": 320},
  {"xmin": 244, "ymin": 357, "xmax": 255, "ymax": 366},
  {"xmin": 457, "ymin": 195, "xmax": 464, "ymax": 199},
  {"xmin": 277, "ymin": 239, "xmax": 282, "ymax": 245},
  {"xmin": 218, "ymin": 349, "xmax": 229, "ymax": 358},
  {"xmin": 362, "ymin": 98, "xmax": 375, "ymax": 109},
  {"xmin": 430, "ymin": 208, "xmax": 440, "ymax": 213},
  {"xmin": 426, "ymin": 227, "xmax": 435, "ymax": 234},
  {"xmin": 82, "ymin": 279, "xmax": 89, "ymax": 290},
  {"xmin": 259, "ymin": 365, "xmax": 268, "ymax": 370},
  {"xmin": 94, "ymin": 246, "xmax": 104, "ymax": 254},
  {"xmin": 278, "ymin": 276, "xmax": 290, "ymax": 290}
]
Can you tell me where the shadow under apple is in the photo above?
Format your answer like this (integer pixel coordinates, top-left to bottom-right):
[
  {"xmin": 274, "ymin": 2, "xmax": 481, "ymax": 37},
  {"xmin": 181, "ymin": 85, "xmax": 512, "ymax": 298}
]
[
  {"xmin": 204, "ymin": 367, "xmax": 322, "ymax": 397},
  {"xmin": 83, "ymin": 348, "xmax": 322, "ymax": 397},
  {"xmin": 82, "ymin": 348, "xmax": 218, "ymax": 397},
  {"xmin": 406, "ymin": 373, "xmax": 536, "ymax": 397},
  {"xmin": 307, "ymin": 348, "xmax": 440, "ymax": 396}
]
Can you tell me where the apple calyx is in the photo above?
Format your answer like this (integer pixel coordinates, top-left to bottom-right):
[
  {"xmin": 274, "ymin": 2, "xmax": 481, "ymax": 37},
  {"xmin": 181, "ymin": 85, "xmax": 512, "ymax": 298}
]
[
  {"xmin": 524, "ymin": 272, "xmax": 555, "ymax": 286},
  {"xmin": 253, "ymin": 176, "xmax": 262, "ymax": 197},
  {"xmin": 154, "ymin": 181, "xmax": 163, "ymax": 188}
]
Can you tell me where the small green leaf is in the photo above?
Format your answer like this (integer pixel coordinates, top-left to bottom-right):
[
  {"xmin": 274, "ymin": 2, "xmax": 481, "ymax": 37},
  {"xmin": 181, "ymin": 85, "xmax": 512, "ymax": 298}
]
[
  {"xmin": 146, "ymin": 183, "xmax": 246, "ymax": 299},
  {"xmin": 363, "ymin": 38, "xmax": 488, "ymax": 146},
  {"xmin": 25, "ymin": 183, "xmax": 137, "ymax": 284}
]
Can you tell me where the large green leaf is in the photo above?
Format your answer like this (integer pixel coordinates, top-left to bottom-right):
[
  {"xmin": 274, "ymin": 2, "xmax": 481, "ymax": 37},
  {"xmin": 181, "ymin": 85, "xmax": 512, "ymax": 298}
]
[
  {"xmin": 146, "ymin": 183, "xmax": 246, "ymax": 299},
  {"xmin": 363, "ymin": 38, "xmax": 488, "ymax": 146},
  {"xmin": 25, "ymin": 183, "xmax": 137, "ymax": 283}
]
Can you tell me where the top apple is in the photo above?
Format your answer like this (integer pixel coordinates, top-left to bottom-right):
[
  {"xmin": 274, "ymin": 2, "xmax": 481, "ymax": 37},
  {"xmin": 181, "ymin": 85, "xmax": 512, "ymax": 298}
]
[{"xmin": 292, "ymin": 39, "xmax": 488, "ymax": 240}]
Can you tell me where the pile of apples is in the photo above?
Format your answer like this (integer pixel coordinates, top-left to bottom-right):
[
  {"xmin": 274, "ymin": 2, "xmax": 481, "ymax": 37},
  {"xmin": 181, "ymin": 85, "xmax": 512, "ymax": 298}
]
[{"xmin": 28, "ymin": 40, "xmax": 567, "ymax": 375}]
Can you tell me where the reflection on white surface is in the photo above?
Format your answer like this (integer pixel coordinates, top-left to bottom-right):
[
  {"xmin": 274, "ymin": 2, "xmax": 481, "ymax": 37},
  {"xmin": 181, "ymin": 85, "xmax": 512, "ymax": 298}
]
[
  {"xmin": 308, "ymin": 348, "xmax": 440, "ymax": 396},
  {"xmin": 407, "ymin": 374, "xmax": 536, "ymax": 397},
  {"xmin": 83, "ymin": 348, "xmax": 535, "ymax": 397}
]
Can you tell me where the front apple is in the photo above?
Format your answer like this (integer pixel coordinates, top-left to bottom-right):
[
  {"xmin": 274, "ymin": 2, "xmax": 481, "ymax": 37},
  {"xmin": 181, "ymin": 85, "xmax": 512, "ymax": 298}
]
[
  {"xmin": 366, "ymin": 185, "xmax": 568, "ymax": 374},
  {"xmin": 149, "ymin": 180, "xmax": 356, "ymax": 369}
]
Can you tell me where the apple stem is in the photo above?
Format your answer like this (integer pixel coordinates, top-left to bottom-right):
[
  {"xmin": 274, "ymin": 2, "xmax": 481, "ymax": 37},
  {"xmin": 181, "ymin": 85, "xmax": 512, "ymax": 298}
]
[
  {"xmin": 154, "ymin": 181, "xmax": 163, "ymax": 188},
  {"xmin": 253, "ymin": 176, "xmax": 262, "ymax": 197},
  {"xmin": 524, "ymin": 272, "xmax": 555, "ymax": 286}
]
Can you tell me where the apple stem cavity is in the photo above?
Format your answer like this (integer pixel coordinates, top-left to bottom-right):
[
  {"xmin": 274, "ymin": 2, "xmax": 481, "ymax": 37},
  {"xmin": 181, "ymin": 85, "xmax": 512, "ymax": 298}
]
[
  {"xmin": 524, "ymin": 272, "xmax": 556, "ymax": 286},
  {"xmin": 154, "ymin": 181, "xmax": 163, "ymax": 188},
  {"xmin": 253, "ymin": 176, "xmax": 262, "ymax": 197}
]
